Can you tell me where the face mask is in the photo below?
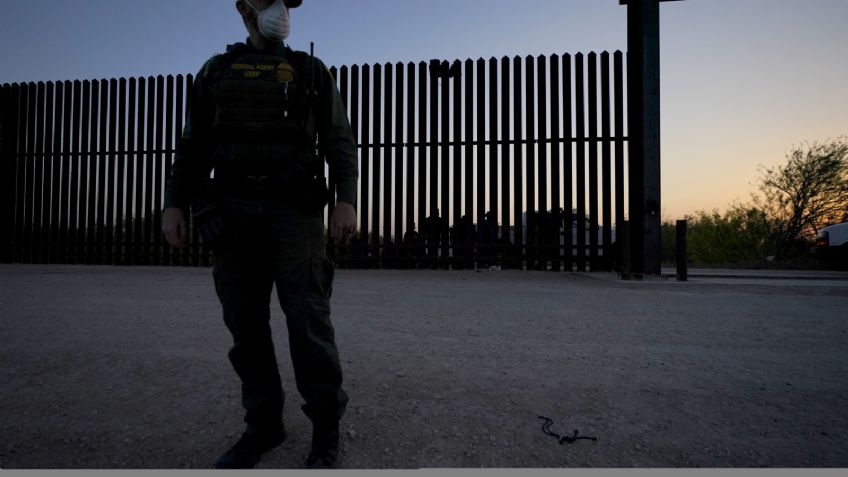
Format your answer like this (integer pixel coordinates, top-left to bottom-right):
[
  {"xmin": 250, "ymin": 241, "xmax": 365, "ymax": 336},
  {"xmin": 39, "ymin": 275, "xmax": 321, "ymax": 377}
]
[{"xmin": 243, "ymin": 0, "xmax": 290, "ymax": 41}]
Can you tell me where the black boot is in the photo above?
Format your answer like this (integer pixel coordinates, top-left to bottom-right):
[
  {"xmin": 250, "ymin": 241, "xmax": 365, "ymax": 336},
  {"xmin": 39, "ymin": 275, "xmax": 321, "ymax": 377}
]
[
  {"xmin": 215, "ymin": 426, "xmax": 287, "ymax": 469},
  {"xmin": 305, "ymin": 424, "xmax": 340, "ymax": 469}
]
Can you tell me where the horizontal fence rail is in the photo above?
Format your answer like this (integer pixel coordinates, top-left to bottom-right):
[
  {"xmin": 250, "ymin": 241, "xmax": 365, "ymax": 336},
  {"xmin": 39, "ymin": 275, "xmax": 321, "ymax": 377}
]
[{"xmin": 0, "ymin": 52, "xmax": 628, "ymax": 271}]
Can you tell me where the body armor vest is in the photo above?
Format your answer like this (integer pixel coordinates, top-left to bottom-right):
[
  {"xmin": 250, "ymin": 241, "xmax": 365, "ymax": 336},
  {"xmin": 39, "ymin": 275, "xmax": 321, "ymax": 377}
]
[{"xmin": 205, "ymin": 46, "xmax": 317, "ymax": 176}]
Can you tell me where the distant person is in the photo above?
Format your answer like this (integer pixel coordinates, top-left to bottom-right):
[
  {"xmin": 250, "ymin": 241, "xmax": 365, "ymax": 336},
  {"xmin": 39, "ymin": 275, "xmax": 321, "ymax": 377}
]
[
  {"xmin": 161, "ymin": 0, "xmax": 357, "ymax": 469},
  {"xmin": 424, "ymin": 212, "xmax": 442, "ymax": 269},
  {"xmin": 402, "ymin": 222, "xmax": 419, "ymax": 269},
  {"xmin": 478, "ymin": 211, "xmax": 496, "ymax": 266}
]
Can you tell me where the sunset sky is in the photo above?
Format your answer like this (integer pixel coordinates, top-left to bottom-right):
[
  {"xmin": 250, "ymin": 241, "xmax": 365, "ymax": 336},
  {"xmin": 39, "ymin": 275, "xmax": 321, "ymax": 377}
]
[{"xmin": 1, "ymin": 0, "xmax": 846, "ymax": 220}]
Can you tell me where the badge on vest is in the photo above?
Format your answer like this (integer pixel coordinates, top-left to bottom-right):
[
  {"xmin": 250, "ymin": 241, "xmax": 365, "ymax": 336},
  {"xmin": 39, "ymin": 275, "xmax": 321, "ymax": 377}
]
[
  {"xmin": 276, "ymin": 63, "xmax": 295, "ymax": 83},
  {"xmin": 229, "ymin": 62, "xmax": 295, "ymax": 83}
]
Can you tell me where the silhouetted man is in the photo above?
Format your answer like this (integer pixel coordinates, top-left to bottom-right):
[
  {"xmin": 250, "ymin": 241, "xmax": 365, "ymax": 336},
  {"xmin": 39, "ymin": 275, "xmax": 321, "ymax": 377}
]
[{"xmin": 161, "ymin": 0, "xmax": 357, "ymax": 469}]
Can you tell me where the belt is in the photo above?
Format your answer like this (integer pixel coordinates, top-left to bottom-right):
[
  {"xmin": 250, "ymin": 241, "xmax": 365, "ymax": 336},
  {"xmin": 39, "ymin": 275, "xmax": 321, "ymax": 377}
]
[{"xmin": 212, "ymin": 174, "xmax": 294, "ymax": 196}]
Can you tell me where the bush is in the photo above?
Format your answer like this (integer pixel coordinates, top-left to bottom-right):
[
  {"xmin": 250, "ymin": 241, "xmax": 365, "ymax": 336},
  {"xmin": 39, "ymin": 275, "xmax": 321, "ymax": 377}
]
[{"xmin": 665, "ymin": 204, "xmax": 778, "ymax": 267}]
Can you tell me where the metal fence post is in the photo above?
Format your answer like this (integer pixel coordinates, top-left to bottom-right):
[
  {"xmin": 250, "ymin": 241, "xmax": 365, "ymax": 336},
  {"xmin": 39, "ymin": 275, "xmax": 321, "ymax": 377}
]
[{"xmin": 676, "ymin": 219, "xmax": 688, "ymax": 281}]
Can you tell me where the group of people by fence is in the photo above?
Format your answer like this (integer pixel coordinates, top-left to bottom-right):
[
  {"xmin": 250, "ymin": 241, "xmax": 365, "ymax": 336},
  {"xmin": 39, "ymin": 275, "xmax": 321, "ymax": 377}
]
[{"xmin": 329, "ymin": 209, "xmax": 586, "ymax": 271}]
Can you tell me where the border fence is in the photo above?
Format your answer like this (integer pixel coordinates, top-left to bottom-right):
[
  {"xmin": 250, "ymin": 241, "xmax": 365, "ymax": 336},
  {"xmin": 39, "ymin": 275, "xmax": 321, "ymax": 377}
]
[{"xmin": 1, "ymin": 52, "xmax": 628, "ymax": 271}]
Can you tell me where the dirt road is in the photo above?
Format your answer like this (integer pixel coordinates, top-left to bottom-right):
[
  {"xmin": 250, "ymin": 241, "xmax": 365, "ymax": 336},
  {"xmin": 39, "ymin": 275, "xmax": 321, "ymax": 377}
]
[{"xmin": 1, "ymin": 265, "xmax": 846, "ymax": 468}]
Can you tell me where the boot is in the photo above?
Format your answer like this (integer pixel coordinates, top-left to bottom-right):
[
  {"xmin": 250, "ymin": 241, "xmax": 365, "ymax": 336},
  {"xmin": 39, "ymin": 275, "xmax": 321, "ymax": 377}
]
[
  {"xmin": 215, "ymin": 426, "xmax": 287, "ymax": 469},
  {"xmin": 304, "ymin": 424, "xmax": 340, "ymax": 469}
]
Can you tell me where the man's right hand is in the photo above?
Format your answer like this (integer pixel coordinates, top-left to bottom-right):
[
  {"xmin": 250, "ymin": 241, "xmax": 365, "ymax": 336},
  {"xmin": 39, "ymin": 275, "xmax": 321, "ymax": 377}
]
[{"xmin": 162, "ymin": 207, "xmax": 188, "ymax": 249}]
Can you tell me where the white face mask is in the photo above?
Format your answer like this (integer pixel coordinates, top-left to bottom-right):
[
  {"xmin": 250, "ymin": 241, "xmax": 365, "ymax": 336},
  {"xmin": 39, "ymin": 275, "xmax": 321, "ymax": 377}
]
[{"xmin": 243, "ymin": 0, "xmax": 290, "ymax": 41}]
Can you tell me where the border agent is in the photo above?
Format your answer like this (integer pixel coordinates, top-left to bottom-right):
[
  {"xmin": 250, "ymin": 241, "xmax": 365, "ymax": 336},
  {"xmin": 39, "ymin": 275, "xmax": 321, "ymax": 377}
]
[{"xmin": 162, "ymin": 0, "xmax": 358, "ymax": 469}]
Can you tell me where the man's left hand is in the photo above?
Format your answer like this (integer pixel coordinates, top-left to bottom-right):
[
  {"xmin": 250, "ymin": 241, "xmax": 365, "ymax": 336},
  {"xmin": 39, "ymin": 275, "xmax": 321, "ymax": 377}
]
[{"xmin": 329, "ymin": 201, "xmax": 357, "ymax": 245}]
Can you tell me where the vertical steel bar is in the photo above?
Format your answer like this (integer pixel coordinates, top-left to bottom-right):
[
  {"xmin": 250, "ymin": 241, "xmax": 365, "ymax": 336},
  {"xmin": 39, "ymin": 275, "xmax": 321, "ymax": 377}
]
[
  {"xmin": 614, "ymin": 51, "xmax": 625, "ymax": 272},
  {"xmin": 475, "ymin": 58, "xmax": 485, "ymax": 235},
  {"xmin": 0, "ymin": 86, "xmax": 14, "ymax": 262},
  {"xmin": 627, "ymin": 0, "xmax": 663, "ymax": 276},
  {"xmin": 348, "ymin": 65, "xmax": 359, "ymax": 262},
  {"xmin": 601, "ymin": 52, "xmax": 613, "ymax": 271},
  {"xmin": 429, "ymin": 62, "xmax": 439, "ymax": 227},
  {"xmin": 380, "ymin": 63, "xmax": 394, "ymax": 258},
  {"xmin": 550, "ymin": 55, "xmax": 561, "ymax": 272},
  {"xmin": 59, "ymin": 81, "xmax": 74, "ymax": 265},
  {"xmin": 512, "ymin": 56, "xmax": 523, "ymax": 269},
  {"xmin": 13, "ymin": 83, "xmax": 30, "ymax": 263},
  {"xmin": 327, "ymin": 65, "xmax": 338, "ymax": 233},
  {"xmin": 562, "ymin": 54, "xmax": 575, "ymax": 272},
  {"xmin": 115, "ymin": 78, "xmax": 129, "ymax": 265},
  {"xmin": 96, "ymin": 79, "xmax": 109, "ymax": 264},
  {"xmin": 126, "ymin": 77, "xmax": 137, "ymax": 266},
  {"xmin": 67, "ymin": 81, "xmax": 85, "ymax": 263},
  {"xmin": 525, "ymin": 56, "xmax": 536, "ymax": 268},
  {"xmin": 488, "ymin": 57, "xmax": 498, "ymax": 263},
  {"xmin": 406, "ymin": 62, "xmax": 415, "ymax": 257},
  {"xmin": 162, "ymin": 75, "xmax": 174, "ymax": 266},
  {"xmin": 0, "ymin": 85, "xmax": 5, "ymax": 261},
  {"xmin": 537, "ymin": 55, "xmax": 548, "ymax": 269},
  {"xmin": 676, "ymin": 220, "xmax": 687, "ymax": 281},
  {"xmin": 500, "ymin": 57, "xmax": 511, "ymax": 263},
  {"xmin": 334, "ymin": 66, "xmax": 349, "ymax": 224},
  {"xmin": 384, "ymin": 63, "xmax": 393, "ymax": 253},
  {"xmin": 0, "ymin": 85, "xmax": 15, "ymax": 262},
  {"xmin": 106, "ymin": 78, "xmax": 119, "ymax": 264},
  {"xmin": 360, "ymin": 64, "xmax": 371, "ymax": 254},
  {"xmin": 537, "ymin": 55, "xmax": 547, "ymax": 222},
  {"xmin": 32, "ymin": 82, "xmax": 46, "ymax": 263},
  {"xmin": 22, "ymin": 82, "xmax": 37, "ymax": 263},
  {"xmin": 429, "ymin": 60, "xmax": 439, "ymax": 268},
  {"xmin": 77, "ymin": 81, "xmax": 91, "ymax": 264},
  {"xmin": 325, "ymin": 67, "xmax": 337, "ymax": 233},
  {"xmin": 328, "ymin": 66, "xmax": 339, "ymax": 232},
  {"xmin": 588, "ymin": 53, "xmax": 599, "ymax": 270},
  {"xmin": 134, "ymin": 77, "xmax": 146, "ymax": 265},
  {"xmin": 463, "ymin": 59, "xmax": 473, "ymax": 231},
  {"xmin": 371, "ymin": 63, "xmax": 381, "ymax": 257},
  {"xmin": 452, "ymin": 60, "xmax": 462, "ymax": 264},
  {"xmin": 40, "ymin": 82, "xmax": 54, "ymax": 264},
  {"xmin": 49, "ymin": 83, "xmax": 63, "ymax": 263},
  {"xmin": 174, "ymin": 75, "xmax": 186, "ymax": 266},
  {"xmin": 440, "ymin": 61, "xmax": 450, "ymax": 267},
  {"xmin": 86, "ymin": 80, "xmax": 100, "ymax": 264},
  {"xmin": 395, "ymin": 63, "xmax": 404, "ymax": 256},
  {"xmin": 153, "ymin": 75, "xmax": 164, "ymax": 266},
  {"xmin": 417, "ymin": 61, "xmax": 427, "ymax": 246},
  {"xmin": 575, "ymin": 53, "xmax": 586, "ymax": 272},
  {"xmin": 67, "ymin": 81, "xmax": 82, "ymax": 265}
]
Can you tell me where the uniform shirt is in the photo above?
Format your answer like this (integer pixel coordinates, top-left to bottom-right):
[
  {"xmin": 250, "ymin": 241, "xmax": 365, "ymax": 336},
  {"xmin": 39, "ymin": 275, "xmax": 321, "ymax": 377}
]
[{"xmin": 164, "ymin": 39, "xmax": 358, "ymax": 213}]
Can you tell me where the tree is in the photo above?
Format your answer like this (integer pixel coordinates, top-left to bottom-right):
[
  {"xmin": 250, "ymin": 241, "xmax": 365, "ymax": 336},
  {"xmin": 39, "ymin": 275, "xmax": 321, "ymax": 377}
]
[{"xmin": 758, "ymin": 137, "xmax": 848, "ymax": 259}]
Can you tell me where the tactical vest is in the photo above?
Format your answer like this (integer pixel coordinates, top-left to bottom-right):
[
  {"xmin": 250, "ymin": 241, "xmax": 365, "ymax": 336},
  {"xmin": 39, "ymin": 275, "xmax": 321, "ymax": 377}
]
[{"xmin": 204, "ymin": 45, "xmax": 318, "ymax": 176}]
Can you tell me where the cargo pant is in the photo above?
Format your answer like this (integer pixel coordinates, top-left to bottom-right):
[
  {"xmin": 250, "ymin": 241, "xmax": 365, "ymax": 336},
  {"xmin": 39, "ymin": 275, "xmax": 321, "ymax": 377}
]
[{"xmin": 211, "ymin": 196, "xmax": 348, "ymax": 435}]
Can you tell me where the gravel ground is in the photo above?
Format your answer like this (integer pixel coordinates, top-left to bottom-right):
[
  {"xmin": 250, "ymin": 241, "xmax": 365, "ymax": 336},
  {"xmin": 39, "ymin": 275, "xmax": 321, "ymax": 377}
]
[{"xmin": 1, "ymin": 264, "xmax": 847, "ymax": 469}]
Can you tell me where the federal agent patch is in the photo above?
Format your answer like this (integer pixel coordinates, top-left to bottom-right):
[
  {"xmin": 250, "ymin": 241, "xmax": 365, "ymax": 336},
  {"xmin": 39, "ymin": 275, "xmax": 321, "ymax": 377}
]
[{"xmin": 276, "ymin": 63, "xmax": 296, "ymax": 83}]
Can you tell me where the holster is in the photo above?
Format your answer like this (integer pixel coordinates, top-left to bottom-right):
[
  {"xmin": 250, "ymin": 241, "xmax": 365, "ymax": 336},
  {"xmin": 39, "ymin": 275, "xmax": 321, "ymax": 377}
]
[
  {"xmin": 300, "ymin": 173, "xmax": 331, "ymax": 213},
  {"xmin": 191, "ymin": 179, "xmax": 226, "ymax": 249}
]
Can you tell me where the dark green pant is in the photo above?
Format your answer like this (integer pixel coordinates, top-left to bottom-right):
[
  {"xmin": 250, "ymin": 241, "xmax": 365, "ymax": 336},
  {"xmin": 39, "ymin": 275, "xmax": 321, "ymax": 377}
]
[{"xmin": 211, "ymin": 197, "xmax": 348, "ymax": 435}]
